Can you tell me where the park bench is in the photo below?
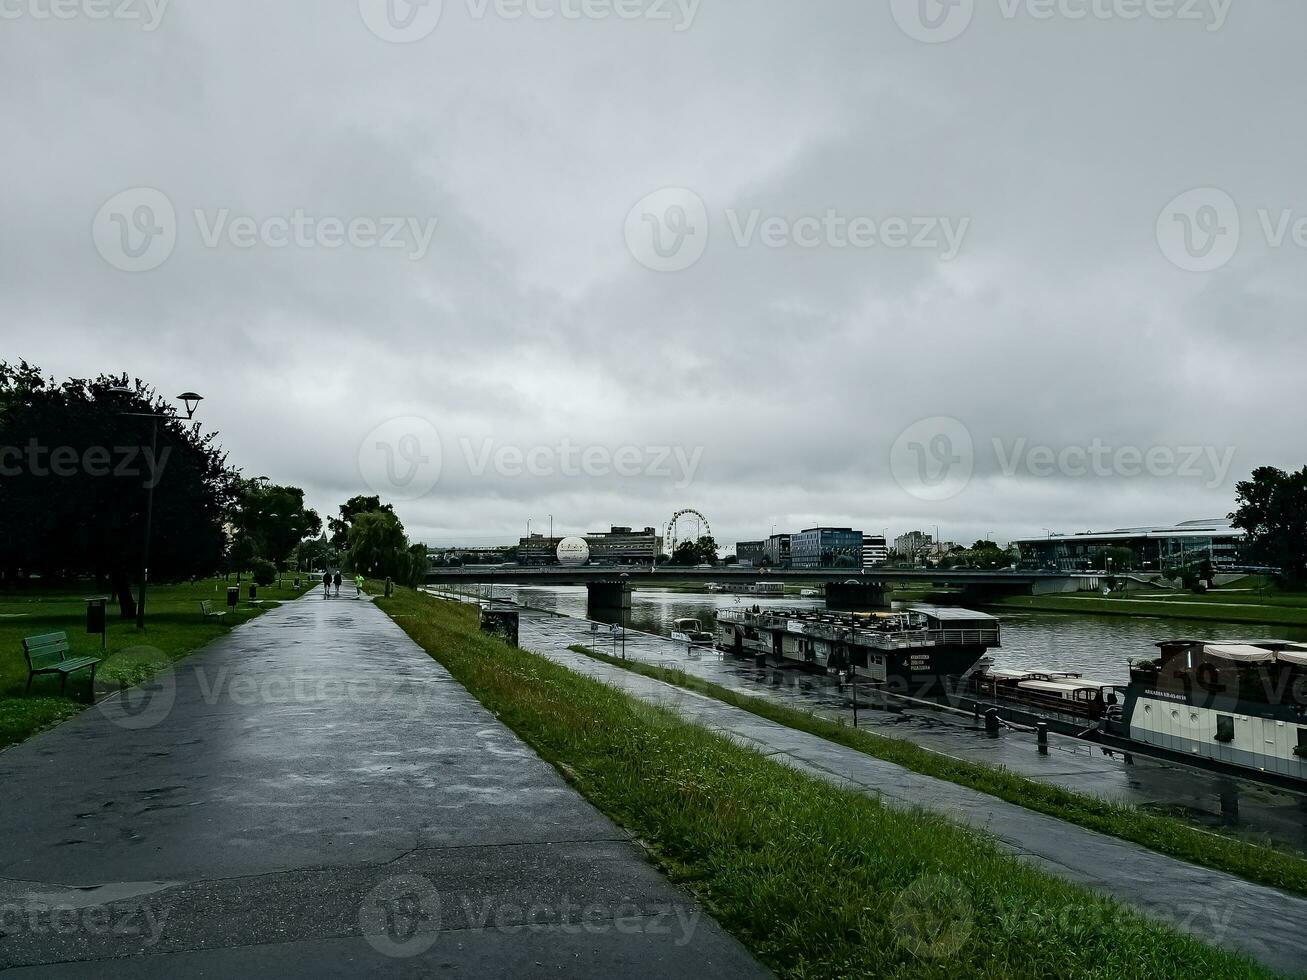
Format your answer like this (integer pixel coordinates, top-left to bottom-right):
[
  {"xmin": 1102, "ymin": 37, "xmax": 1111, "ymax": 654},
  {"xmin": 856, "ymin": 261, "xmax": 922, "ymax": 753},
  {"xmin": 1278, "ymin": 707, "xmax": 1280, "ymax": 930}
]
[
  {"xmin": 22, "ymin": 632, "xmax": 101, "ymax": 695},
  {"xmin": 200, "ymin": 600, "xmax": 227, "ymax": 622}
]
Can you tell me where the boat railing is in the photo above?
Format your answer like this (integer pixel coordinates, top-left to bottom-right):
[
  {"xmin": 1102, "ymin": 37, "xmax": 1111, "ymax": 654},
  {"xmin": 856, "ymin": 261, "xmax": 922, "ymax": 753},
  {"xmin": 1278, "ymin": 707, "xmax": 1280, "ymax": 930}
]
[{"xmin": 717, "ymin": 612, "xmax": 997, "ymax": 649}]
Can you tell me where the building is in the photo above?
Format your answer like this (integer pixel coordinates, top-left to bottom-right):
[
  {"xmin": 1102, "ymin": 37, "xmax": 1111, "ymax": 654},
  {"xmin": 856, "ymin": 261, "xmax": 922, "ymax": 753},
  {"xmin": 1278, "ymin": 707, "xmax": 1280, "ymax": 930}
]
[
  {"xmin": 894, "ymin": 531, "xmax": 933, "ymax": 560},
  {"xmin": 735, "ymin": 541, "xmax": 766, "ymax": 567},
  {"xmin": 1013, "ymin": 519, "xmax": 1246, "ymax": 572},
  {"xmin": 765, "ymin": 533, "xmax": 792, "ymax": 568},
  {"xmin": 518, "ymin": 526, "xmax": 663, "ymax": 566},
  {"xmin": 791, "ymin": 527, "xmax": 864, "ymax": 569},
  {"xmin": 586, "ymin": 526, "xmax": 663, "ymax": 566},
  {"xmin": 862, "ymin": 534, "xmax": 888, "ymax": 568},
  {"xmin": 517, "ymin": 534, "xmax": 561, "ymax": 566}
]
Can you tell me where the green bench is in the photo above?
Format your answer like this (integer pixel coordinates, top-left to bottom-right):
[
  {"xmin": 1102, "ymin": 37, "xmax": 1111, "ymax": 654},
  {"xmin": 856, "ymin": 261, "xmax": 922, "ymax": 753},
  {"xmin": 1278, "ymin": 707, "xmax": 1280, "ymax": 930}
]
[
  {"xmin": 22, "ymin": 632, "xmax": 101, "ymax": 695},
  {"xmin": 200, "ymin": 599, "xmax": 228, "ymax": 621}
]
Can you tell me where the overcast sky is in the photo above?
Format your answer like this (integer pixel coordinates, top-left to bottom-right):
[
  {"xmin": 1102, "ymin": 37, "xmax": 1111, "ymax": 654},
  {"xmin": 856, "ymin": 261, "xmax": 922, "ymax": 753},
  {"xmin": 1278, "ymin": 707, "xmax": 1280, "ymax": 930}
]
[{"xmin": 3, "ymin": 0, "xmax": 1304, "ymax": 550}]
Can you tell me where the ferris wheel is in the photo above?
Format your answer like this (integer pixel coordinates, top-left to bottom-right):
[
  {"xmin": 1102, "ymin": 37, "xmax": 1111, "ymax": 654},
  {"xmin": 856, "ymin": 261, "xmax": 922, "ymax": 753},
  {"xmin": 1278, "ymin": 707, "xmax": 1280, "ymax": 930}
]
[{"xmin": 665, "ymin": 509, "xmax": 712, "ymax": 556}]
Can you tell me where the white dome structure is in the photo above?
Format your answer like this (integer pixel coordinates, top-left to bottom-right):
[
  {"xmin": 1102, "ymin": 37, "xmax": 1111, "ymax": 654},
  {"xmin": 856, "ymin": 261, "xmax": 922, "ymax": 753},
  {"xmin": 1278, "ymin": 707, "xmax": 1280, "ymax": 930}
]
[{"xmin": 556, "ymin": 537, "xmax": 591, "ymax": 566}]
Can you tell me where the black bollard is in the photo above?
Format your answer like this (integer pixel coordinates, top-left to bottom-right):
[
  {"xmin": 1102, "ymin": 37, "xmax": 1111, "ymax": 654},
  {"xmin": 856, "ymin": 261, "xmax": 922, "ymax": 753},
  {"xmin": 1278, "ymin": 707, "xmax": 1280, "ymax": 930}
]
[
  {"xmin": 1036, "ymin": 721, "xmax": 1049, "ymax": 755},
  {"xmin": 985, "ymin": 708, "xmax": 1001, "ymax": 737}
]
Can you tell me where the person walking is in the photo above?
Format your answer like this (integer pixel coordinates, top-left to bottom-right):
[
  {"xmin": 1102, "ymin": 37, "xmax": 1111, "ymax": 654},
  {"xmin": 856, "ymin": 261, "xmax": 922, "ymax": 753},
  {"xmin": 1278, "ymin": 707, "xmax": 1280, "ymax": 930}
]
[
  {"xmin": 322, "ymin": 571, "xmax": 332, "ymax": 599},
  {"xmin": 333, "ymin": 572, "xmax": 342, "ymax": 597}
]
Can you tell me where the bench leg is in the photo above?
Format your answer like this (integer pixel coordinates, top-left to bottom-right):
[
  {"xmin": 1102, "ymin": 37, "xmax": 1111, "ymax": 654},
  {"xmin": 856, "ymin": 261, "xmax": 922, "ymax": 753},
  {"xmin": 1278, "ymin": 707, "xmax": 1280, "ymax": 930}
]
[
  {"xmin": 60, "ymin": 672, "xmax": 68, "ymax": 696},
  {"xmin": 26, "ymin": 672, "xmax": 34, "ymax": 695},
  {"xmin": 88, "ymin": 665, "xmax": 99, "ymax": 702}
]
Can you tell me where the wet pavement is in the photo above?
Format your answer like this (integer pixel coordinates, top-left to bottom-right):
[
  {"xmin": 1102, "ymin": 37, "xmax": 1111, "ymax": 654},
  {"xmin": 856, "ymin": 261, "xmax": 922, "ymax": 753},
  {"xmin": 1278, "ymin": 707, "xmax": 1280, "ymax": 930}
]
[
  {"xmin": 0, "ymin": 595, "xmax": 768, "ymax": 979},
  {"xmin": 515, "ymin": 605, "xmax": 1307, "ymax": 855},
  {"xmin": 517, "ymin": 608, "xmax": 1307, "ymax": 976}
]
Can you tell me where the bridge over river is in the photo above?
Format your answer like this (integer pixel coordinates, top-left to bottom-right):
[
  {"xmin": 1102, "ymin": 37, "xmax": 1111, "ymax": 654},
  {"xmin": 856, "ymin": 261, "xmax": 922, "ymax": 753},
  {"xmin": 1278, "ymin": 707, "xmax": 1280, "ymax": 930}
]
[{"xmin": 424, "ymin": 566, "xmax": 1099, "ymax": 610}]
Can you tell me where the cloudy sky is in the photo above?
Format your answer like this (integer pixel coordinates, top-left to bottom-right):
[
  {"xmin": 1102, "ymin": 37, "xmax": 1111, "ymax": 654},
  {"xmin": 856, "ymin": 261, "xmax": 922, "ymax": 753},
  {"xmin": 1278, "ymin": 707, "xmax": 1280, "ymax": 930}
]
[{"xmin": 3, "ymin": 0, "xmax": 1304, "ymax": 550}]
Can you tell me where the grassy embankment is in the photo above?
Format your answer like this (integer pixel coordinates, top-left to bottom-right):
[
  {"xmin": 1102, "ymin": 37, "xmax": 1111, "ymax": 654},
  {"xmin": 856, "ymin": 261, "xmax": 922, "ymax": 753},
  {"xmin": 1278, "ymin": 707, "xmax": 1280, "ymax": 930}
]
[
  {"xmin": 988, "ymin": 585, "xmax": 1307, "ymax": 627},
  {"xmin": 375, "ymin": 587, "xmax": 1274, "ymax": 979},
  {"xmin": 0, "ymin": 576, "xmax": 309, "ymax": 749},
  {"xmin": 568, "ymin": 643, "xmax": 1307, "ymax": 899}
]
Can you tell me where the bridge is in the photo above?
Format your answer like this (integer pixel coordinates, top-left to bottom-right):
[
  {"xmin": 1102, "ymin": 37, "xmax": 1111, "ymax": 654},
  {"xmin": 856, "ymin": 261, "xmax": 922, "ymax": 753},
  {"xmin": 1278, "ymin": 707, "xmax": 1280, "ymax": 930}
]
[{"xmin": 425, "ymin": 565, "xmax": 1099, "ymax": 611}]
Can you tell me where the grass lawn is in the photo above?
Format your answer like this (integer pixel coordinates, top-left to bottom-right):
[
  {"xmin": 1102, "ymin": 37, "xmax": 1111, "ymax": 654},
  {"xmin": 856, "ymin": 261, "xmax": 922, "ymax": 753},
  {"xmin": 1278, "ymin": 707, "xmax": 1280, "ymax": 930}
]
[
  {"xmin": 375, "ymin": 587, "xmax": 1272, "ymax": 979},
  {"xmin": 569, "ymin": 644, "xmax": 1307, "ymax": 901},
  {"xmin": 0, "ymin": 575, "xmax": 310, "ymax": 749},
  {"xmin": 990, "ymin": 592, "xmax": 1307, "ymax": 627}
]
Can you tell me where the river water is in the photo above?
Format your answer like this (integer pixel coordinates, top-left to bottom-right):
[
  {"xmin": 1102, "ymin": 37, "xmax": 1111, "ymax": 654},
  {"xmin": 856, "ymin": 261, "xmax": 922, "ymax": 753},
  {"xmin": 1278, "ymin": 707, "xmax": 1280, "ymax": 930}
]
[{"xmin": 467, "ymin": 585, "xmax": 1307, "ymax": 686}]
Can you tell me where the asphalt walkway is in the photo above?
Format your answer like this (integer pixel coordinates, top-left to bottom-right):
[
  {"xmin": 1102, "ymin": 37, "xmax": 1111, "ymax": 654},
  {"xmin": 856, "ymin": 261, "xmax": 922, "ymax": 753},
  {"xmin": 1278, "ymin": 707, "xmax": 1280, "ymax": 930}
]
[{"xmin": 0, "ymin": 596, "xmax": 768, "ymax": 979}]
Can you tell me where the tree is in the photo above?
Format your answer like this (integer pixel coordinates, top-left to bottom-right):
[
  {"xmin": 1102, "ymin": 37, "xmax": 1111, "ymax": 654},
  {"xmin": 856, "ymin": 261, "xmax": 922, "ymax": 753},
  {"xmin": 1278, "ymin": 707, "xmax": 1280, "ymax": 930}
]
[
  {"xmin": 0, "ymin": 362, "xmax": 236, "ymax": 617},
  {"xmin": 347, "ymin": 510, "xmax": 409, "ymax": 579},
  {"xmin": 229, "ymin": 480, "xmax": 321, "ymax": 571},
  {"xmin": 1231, "ymin": 465, "xmax": 1307, "ymax": 586},
  {"xmin": 329, "ymin": 495, "xmax": 393, "ymax": 550}
]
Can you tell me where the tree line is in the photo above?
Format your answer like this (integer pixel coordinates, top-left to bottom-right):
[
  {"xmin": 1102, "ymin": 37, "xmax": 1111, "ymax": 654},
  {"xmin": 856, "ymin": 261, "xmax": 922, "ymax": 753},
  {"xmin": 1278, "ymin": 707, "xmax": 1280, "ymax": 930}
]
[{"xmin": 0, "ymin": 362, "xmax": 430, "ymax": 616}]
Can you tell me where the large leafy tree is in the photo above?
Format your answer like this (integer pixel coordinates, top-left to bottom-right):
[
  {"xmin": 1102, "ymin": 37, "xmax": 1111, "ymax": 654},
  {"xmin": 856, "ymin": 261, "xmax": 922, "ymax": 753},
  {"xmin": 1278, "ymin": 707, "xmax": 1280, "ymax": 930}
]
[
  {"xmin": 1231, "ymin": 465, "xmax": 1307, "ymax": 586},
  {"xmin": 229, "ymin": 479, "xmax": 322, "ymax": 571},
  {"xmin": 0, "ymin": 362, "xmax": 237, "ymax": 616},
  {"xmin": 328, "ymin": 495, "xmax": 393, "ymax": 550},
  {"xmin": 346, "ymin": 510, "xmax": 409, "ymax": 578}
]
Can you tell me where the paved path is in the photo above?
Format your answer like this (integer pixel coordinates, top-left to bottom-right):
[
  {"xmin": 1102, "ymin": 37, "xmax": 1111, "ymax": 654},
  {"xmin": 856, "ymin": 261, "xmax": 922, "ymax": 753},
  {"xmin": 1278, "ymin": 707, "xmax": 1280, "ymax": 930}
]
[
  {"xmin": 521, "ymin": 611, "xmax": 1307, "ymax": 977},
  {"xmin": 0, "ymin": 597, "xmax": 768, "ymax": 979}
]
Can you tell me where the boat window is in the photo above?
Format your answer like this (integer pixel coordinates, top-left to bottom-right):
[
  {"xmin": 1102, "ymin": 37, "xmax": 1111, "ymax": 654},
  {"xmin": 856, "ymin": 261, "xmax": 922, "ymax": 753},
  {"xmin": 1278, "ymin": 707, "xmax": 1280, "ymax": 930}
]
[
  {"xmin": 1216, "ymin": 715, "xmax": 1235, "ymax": 743},
  {"xmin": 1297, "ymin": 729, "xmax": 1307, "ymax": 758}
]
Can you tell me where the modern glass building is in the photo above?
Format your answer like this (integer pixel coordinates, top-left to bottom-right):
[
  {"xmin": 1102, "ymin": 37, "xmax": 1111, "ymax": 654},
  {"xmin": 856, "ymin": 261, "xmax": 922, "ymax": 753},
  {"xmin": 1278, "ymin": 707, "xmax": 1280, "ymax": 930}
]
[
  {"xmin": 1013, "ymin": 519, "xmax": 1246, "ymax": 572},
  {"xmin": 790, "ymin": 527, "xmax": 864, "ymax": 569}
]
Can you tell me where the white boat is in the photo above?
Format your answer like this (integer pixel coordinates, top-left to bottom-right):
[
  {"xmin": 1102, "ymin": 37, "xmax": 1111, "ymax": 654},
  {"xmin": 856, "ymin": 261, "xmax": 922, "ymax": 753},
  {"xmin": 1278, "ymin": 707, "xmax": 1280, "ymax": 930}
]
[{"xmin": 671, "ymin": 618, "xmax": 715, "ymax": 646}]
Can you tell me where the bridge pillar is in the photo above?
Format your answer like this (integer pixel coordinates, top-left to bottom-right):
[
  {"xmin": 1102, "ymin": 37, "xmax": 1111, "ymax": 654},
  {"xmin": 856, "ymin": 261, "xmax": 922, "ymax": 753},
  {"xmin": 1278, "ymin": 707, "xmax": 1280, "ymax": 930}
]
[
  {"xmin": 587, "ymin": 581, "xmax": 632, "ymax": 613},
  {"xmin": 825, "ymin": 581, "xmax": 888, "ymax": 611}
]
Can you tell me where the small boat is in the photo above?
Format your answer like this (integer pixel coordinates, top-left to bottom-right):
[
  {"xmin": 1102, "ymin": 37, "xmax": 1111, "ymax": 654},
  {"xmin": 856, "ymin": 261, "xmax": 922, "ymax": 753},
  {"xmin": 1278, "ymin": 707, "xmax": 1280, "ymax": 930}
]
[{"xmin": 671, "ymin": 618, "xmax": 715, "ymax": 646}]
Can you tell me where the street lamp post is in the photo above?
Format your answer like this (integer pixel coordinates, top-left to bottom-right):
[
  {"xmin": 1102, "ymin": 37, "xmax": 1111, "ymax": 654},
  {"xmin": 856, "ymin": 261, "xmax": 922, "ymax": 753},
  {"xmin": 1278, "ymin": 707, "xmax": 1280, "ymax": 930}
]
[{"xmin": 111, "ymin": 388, "xmax": 204, "ymax": 629}]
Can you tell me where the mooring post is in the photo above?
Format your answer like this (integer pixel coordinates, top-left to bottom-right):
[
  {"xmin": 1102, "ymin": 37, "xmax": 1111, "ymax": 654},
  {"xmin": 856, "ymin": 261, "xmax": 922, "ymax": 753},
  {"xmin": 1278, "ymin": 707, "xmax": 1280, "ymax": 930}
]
[
  {"xmin": 1036, "ymin": 721, "xmax": 1049, "ymax": 755},
  {"xmin": 985, "ymin": 708, "xmax": 1000, "ymax": 737}
]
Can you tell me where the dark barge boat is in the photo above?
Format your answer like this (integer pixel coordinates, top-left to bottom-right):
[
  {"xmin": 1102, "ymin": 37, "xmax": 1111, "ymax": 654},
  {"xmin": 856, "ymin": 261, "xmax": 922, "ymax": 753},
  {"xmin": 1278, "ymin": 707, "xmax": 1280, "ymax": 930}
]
[{"xmin": 714, "ymin": 605, "xmax": 1000, "ymax": 695}]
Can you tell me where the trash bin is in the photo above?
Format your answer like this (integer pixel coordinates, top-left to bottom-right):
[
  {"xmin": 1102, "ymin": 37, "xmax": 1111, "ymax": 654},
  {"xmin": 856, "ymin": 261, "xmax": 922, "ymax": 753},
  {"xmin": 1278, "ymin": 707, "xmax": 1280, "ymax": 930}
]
[
  {"xmin": 227, "ymin": 587, "xmax": 239, "ymax": 608},
  {"xmin": 85, "ymin": 597, "xmax": 108, "ymax": 649},
  {"xmin": 248, "ymin": 584, "xmax": 257, "ymax": 601}
]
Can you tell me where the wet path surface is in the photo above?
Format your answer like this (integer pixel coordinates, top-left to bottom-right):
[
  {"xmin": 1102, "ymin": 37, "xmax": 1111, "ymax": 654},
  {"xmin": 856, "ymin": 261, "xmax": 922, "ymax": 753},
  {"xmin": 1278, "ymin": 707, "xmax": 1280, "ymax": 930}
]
[
  {"xmin": 502, "ymin": 602, "xmax": 1307, "ymax": 855},
  {"xmin": 517, "ymin": 608, "xmax": 1307, "ymax": 976},
  {"xmin": 0, "ymin": 596, "xmax": 768, "ymax": 979}
]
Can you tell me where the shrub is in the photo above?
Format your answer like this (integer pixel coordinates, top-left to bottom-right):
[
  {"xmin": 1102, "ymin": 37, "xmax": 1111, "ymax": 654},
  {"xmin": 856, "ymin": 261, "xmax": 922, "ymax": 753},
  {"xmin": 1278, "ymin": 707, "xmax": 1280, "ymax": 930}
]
[{"xmin": 250, "ymin": 558, "xmax": 277, "ymax": 587}]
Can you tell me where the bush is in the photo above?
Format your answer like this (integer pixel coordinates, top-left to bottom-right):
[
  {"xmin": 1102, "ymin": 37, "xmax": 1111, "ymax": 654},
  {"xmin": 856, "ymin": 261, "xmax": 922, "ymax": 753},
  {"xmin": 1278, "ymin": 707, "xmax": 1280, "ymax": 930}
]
[{"xmin": 250, "ymin": 558, "xmax": 277, "ymax": 587}]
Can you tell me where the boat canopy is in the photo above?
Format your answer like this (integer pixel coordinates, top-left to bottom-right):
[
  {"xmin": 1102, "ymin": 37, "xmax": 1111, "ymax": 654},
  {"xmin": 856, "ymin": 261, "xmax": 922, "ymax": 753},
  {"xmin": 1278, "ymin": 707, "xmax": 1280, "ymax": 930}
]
[
  {"xmin": 1017, "ymin": 679, "xmax": 1106, "ymax": 696},
  {"xmin": 1203, "ymin": 643, "xmax": 1276, "ymax": 663},
  {"xmin": 1278, "ymin": 649, "xmax": 1307, "ymax": 667}
]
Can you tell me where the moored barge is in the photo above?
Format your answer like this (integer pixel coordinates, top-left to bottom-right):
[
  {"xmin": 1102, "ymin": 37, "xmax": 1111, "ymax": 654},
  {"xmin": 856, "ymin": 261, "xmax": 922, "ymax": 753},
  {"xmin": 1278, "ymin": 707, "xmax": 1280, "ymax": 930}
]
[
  {"xmin": 1102, "ymin": 640, "xmax": 1307, "ymax": 783},
  {"xmin": 715, "ymin": 605, "xmax": 1000, "ymax": 695}
]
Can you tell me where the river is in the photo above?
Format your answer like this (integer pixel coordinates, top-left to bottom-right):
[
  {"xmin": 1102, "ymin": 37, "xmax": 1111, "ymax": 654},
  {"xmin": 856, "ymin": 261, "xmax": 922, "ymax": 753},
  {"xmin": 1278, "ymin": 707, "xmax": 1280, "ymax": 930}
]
[{"xmin": 461, "ymin": 584, "xmax": 1307, "ymax": 685}]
